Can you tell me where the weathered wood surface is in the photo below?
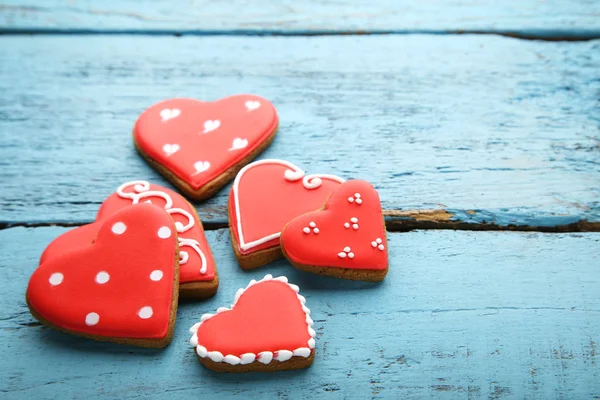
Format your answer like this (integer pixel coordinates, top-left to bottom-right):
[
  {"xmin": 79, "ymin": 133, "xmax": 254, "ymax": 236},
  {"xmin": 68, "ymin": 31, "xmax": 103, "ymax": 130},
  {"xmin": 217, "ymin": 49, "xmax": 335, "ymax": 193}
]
[
  {"xmin": 1, "ymin": 228, "xmax": 598, "ymax": 398},
  {"xmin": 1, "ymin": 35, "xmax": 599, "ymax": 230},
  {"xmin": 1, "ymin": 0, "xmax": 600, "ymax": 40}
]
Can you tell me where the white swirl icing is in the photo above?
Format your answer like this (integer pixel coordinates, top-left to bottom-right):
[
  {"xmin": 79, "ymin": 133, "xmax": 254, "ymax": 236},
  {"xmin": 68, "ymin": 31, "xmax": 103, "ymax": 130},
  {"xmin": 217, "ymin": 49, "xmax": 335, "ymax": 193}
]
[
  {"xmin": 116, "ymin": 181, "xmax": 207, "ymax": 275},
  {"xmin": 189, "ymin": 275, "xmax": 315, "ymax": 366},
  {"xmin": 232, "ymin": 160, "xmax": 345, "ymax": 251}
]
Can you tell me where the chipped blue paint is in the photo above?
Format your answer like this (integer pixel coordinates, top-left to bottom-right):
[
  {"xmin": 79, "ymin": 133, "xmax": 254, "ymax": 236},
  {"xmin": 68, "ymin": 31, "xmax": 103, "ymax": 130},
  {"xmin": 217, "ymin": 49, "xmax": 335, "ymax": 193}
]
[
  {"xmin": 1, "ymin": 227, "xmax": 599, "ymax": 398},
  {"xmin": 1, "ymin": 0, "xmax": 600, "ymax": 39},
  {"xmin": 1, "ymin": 35, "xmax": 599, "ymax": 228}
]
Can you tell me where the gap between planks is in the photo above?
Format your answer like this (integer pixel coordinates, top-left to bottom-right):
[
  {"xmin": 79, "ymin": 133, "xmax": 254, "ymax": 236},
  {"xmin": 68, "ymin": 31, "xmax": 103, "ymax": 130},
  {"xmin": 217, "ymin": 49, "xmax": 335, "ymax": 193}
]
[
  {"xmin": 1, "ymin": 209, "xmax": 599, "ymax": 233},
  {"xmin": 1, "ymin": 28, "xmax": 599, "ymax": 41}
]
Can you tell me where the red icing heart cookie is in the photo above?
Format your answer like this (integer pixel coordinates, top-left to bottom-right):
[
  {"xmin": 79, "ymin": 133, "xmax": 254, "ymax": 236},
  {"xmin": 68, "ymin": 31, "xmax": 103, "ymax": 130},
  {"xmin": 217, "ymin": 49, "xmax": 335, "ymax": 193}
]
[
  {"xmin": 281, "ymin": 180, "xmax": 388, "ymax": 282},
  {"xmin": 189, "ymin": 275, "xmax": 315, "ymax": 372},
  {"xmin": 39, "ymin": 181, "xmax": 218, "ymax": 299},
  {"xmin": 27, "ymin": 204, "xmax": 179, "ymax": 348},
  {"xmin": 134, "ymin": 95, "xmax": 278, "ymax": 201},
  {"xmin": 228, "ymin": 159, "xmax": 345, "ymax": 269}
]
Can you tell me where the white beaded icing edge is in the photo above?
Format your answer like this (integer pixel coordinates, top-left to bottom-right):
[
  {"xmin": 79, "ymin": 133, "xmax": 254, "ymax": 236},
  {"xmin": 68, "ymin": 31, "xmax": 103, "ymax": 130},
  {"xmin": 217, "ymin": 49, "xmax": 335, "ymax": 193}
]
[
  {"xmin": 232, "ymin": 159, "xmax": 345, "ymax": 251},
  {"xmin": 188, "ymin": 274, "xmax": 316, "ymax": 365}
]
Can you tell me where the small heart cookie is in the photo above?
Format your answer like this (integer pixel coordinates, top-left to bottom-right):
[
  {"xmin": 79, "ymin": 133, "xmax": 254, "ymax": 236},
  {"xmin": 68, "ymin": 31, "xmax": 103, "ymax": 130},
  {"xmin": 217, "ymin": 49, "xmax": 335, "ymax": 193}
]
[
  {"xmin": 228, "ymin": 159, "xmax": 345, "ymax": 269},
  {"xmin": 281, "ymin": 180, "xmax": 388, "ymax": 282},
  {"xmin": 27, "ymin": 203, "xmax": 180, "ymax": 348},
  {"xmin": 134, "ymin": 95, "xmax": 278, "ymax": 201},
  {"xmin": 39, "ymin": 180, "xmax": 218, "ymax": 299},
  {"xmin": 189, "ymin": 275, "xmax": 315, "ymax": 372}
]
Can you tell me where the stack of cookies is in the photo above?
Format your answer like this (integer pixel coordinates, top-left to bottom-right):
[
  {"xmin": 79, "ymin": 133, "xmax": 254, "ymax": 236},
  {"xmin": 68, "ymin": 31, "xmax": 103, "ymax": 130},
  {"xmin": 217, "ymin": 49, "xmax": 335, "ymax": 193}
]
[{"xmin": 26, "ymin": 95, "xmax": 388, "ymax": 373}]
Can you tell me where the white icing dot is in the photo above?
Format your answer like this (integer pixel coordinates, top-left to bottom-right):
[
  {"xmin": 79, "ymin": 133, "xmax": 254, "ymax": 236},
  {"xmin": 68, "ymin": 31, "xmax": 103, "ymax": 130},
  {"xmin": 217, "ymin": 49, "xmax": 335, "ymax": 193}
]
[
  {"xmin": 208, "ymin": 351, "xmax": 224, "ymax": 362},
  {"xmin": 303, "ymin": 227, "xmax": 310, "ymax": 234},
  {"xmin": 240, "ymin": 353, "xmax": 256, "ymax": 364},
  {"xmin": 294, "ymin": 348, "xmax": 312, "ymax": 358},
  {"xmin": 378, "ymin": 244, "xmax": 385, "ymax": 251},
  {"xmin": 344, "ymin": 246, "xmax": 351, "ymax": 252},
  {"xmin": 223, "ymin": 355, "xmax": 241, "ymax": 365},
  {"xmin": 338, "ymin": 252, "xmax": 347, "ymax": 258},
  {"xmin": 344, "ymin": 222, "xmax": 350, "ymax": 229},
  {"xmin": 356, "ymin": 198, "xmax": 363, "ymax": 204},
  {"xmin": 138, "ymin": 306, "xmax": 153, "ymax": 319},
  {"xmin": 350, "ymin": 217, "xmax": 358, "ymax": 223},
  {"xmin": 313, "ymin": 228, "xmax": 319, "ymax": 234},
  {"xmin": 371, "ymin": 241, "xmax": 377, "ymax": 247},
  {"xmin": 111, "ymin": 222, "xmax": 126, "ymax": 235},
  {"xmin": 355, "ymin": 193, "xmax": 361, "ymax": 198},
  {"xmin": 308, "ymin": 338, "xmax": 316, "ymax": 348},
  {"xmin": 49, "ymin": 272, "xmax": 63, "ymax": 286},
  {"xmin": 258, "ymin": 351, "xmax": 273, "ymax": 364},
  {"xmin": 95, "ymin": 271, "xmax": 110, "ymax": 284},
  {"xmin": 196, "ymin": 345, "xmax": 208, "ymax": 357},
  {"xmin": 150, "ymin": 270, "xmax": 163, "ymax": 281},
  {"xmin": 348, "ymin": 252, "xmax": 355, "ymax": 259},
  {"xmin": 85, "ymin": 312, "xmax": 99, "ymax": 326},
  {"xmin": 348, "ymin": 197, "xmax": 354, "ymax": 203},
  {"xmin": 352, "ymin": 224, "xmax": 359, "ymax": 230},
  {"xmin": 309, "ymin": 221, "xmax": 316, "ymax": 228},
  {"xmin": 376, "ymin": 238, "xmax": 383, "ymax": 243},
  {"xmin": 276, "ymin": 350, "xmax": 293, "ymax": 362},
  {"xmin": 157, "ymin": 226, "xmax": 171, "ymax": 239}
]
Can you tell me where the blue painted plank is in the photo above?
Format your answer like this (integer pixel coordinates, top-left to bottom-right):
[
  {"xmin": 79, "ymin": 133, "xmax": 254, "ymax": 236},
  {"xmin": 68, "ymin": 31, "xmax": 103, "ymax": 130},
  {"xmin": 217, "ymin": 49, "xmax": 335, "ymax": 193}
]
[
  {"xmin": 1, "ymin": 0, "xmax": 600, "ymax": 39},
  {"xmin": 1, "ymin": 227, "xmax": 599, "ymax": 398},
  {"xmin": 0, "ymin": 35, "xmax": 599, "ymax": 229}
]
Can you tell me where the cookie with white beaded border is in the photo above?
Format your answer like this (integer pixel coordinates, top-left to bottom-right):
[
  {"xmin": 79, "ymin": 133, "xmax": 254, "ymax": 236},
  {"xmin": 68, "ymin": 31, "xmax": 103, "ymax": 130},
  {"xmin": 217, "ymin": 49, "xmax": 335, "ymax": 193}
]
[
  {"xmin": 26, "ymin": 203, "xmax": 180, "ymax": 348},
  {"xmin": 280, "ymin": 180, "xmax": 388, "ymax": 282},
  {"xmin": 189, "ymin": 275, "xmax": 316, "ymax": 372}
]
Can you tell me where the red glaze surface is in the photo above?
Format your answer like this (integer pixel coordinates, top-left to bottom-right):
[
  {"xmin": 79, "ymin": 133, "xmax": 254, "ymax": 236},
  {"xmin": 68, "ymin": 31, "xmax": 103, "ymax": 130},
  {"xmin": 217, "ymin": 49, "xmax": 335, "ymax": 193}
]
[
  {"xmin": 229, "ymin": 160, "xmax": 344, "ymax": 255},
  {"xmin": 281, "ymin": 180, "xmax": 388, "ymax": 270},
  {"xmin": 39, "ymin": 182, "xmax": 216, "ymax": 284},
  {"xmin": 27, "ymin": 204, "xmax": 178, "ymax": 339},
  {"xmin": 196, "ymin": 281, "xmax": 311, "ymax": 355},
  {"xmin": 133, "ymin": 95, "xmax": 278, "ymax": 190}
]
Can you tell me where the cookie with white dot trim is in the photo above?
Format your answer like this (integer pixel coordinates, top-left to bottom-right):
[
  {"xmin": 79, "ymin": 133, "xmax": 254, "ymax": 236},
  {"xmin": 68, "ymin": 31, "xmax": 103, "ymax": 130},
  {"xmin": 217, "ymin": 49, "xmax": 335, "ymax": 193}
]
[
  {"xmin": 189, "ymin": 274, "xmax": 315, "ymax": 372},
  {"xmin": 133, "ymin": 95, "xmax": 279, "ymax": 201},
  {"xmin": 26, "ymin": 203, "xmax": 180, "ymax": 348},
  {"xmin": 281, "ymin": 180, "xmax": 388, "ymax": 282},
  {"xmin": 39, "ymin": 180, "xmax": 218, "ymax": 300}
]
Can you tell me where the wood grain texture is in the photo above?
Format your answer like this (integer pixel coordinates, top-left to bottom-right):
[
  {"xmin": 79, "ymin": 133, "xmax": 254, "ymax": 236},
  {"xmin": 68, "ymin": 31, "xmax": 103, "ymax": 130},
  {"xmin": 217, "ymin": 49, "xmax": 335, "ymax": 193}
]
[
  {"xmin": 1, "ymin": 35, "xmax": 599, "ymax": 229},
  {"xmin": 1, "ymin": 228, "xmax": 599, "ymax": 398},
  {"xmin": 1, "ymin": 0, "xmax": 600, "ymax": 40}
]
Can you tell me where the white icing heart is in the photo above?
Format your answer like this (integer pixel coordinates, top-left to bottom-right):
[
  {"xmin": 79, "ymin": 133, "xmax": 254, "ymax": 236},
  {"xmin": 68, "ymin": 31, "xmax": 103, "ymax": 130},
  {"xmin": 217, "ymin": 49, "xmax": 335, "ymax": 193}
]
[
  {"xmin": 229, "ymin": 138, "xmax": 248, "ymax": 151},
  {"xmin": 160, "ymin": 108, "xmax": 180, "ymax": 121},
  {"xmin": 193, "ymin": 161, "xmax": 210, "ymax": 175},
  {"xmin": 202, "ymin": 120, "xmax": 221, "ymax": 133},
  {"xmin": 162, "ymin": 143, "xmax": 180, "ymax": 156},
  {"xmin": 245, "ymin": 100, "xmax": 261, "ymax": 111}
]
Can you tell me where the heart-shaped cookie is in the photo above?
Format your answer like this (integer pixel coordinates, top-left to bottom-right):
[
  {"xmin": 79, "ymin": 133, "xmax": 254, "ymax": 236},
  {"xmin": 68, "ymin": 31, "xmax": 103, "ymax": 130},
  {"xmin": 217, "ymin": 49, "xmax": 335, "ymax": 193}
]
[
  {"xmin": 134, "ymin": 95, "xmax": 278, "ymax": 201},
  {"xmin": 189, "ymin": 275, "xmax": 315, "ymax": 372},
  {"xmin": 228, "ymin": 159, "xmax": 345, "ymax": 269},
  {"xmin": 39, "ymin": 181, "xmax": 218, "ymax": 299},
  {"xmin": 281, "ymin": 180, "xmax": 388, "ymax": 281},
  {"xmin": 27, "ymin": 203, "xmax": 179, "ymax": 348}
]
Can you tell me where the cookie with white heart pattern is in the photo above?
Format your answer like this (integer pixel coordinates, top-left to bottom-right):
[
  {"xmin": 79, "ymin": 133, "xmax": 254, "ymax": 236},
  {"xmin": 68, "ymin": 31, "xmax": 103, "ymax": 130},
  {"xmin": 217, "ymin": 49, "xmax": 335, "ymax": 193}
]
[
  {"xmin": 27, "ymin": 203, "xmax": 180, "ymax": 348},
  {"xmin": 189, "ymin": 275, "xmax": 315, "ymax": 372},
  {"xmin": 281, "ymin": 180, "xmax": 388, "ymax": 282},
  {"xmin": 134, "ymin": 95, "xmax": 278, "ymax": 201}
]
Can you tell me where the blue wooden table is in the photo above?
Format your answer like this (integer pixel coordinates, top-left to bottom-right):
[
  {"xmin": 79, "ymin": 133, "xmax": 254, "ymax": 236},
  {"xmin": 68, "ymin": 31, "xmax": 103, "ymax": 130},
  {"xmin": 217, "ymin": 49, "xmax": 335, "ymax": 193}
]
[{"xmin": 1, "ymin": 1, "xmax": 599, "ymax": 398}]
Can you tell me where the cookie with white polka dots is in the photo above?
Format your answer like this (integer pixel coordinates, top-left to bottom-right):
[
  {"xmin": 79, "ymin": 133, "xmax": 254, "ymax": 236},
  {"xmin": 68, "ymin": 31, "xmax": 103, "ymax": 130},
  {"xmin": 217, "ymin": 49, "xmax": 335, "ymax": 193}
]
[
  {"xmin": 26, "ymin": 203, "xmax": 180, "ymax": 348},
  {"xmin": 280, "ymin": 180, "xmax": 388, "ymax": 282}
]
